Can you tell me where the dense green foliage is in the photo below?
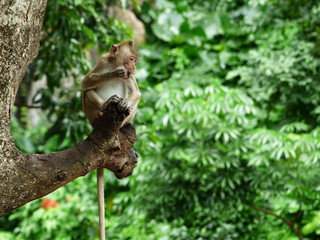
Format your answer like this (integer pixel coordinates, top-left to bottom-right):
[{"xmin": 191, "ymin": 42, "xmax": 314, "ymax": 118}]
[{"xmin": 1, "ymin": 0, "xmax": 320, "ymax": 239}]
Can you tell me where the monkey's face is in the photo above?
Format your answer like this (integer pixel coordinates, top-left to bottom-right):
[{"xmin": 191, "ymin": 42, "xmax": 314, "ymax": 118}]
[{"xmin": 124, "ymin": 55, "xmax": 139, "ymax": 77}]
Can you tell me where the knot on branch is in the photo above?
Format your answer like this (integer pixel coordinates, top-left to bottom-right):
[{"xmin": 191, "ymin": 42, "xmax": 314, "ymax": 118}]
[
  {"xmin": 108, "ymin": 149, "xmax": 138, "ymax": 179},
  {"xmin": 56, "ymin": 170, "xmax": 67, "ymax": 182},
  {"xmin": 102, "ymin": 124, "xmax": 138, "ymax": 178}
]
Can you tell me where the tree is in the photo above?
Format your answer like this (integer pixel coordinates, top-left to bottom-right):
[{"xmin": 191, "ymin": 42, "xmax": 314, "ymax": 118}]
[{"xmin": 0, "ymin": 0, "xmax": 137, "ymax": 217}]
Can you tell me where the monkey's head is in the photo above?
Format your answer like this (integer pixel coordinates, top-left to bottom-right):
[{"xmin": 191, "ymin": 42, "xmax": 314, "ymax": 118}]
[{"xmin": 110, "ymin": 40, "xmax": 139, "ymax": 78}]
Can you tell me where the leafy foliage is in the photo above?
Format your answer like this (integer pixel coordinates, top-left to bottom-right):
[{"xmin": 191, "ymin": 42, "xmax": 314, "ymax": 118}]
[
  {"xmin": 3, "ymin": 0, "xmax": 320, "ymax": 239},
  {"xmin": 131, "ymin": 0, "xmax": 320, "ymax": 239}
]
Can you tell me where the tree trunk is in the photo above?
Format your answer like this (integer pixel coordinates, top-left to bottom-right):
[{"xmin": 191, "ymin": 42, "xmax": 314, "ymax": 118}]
[{"xmin": 0, "ymin": 0, "xmax": 137, "ymax": 216}]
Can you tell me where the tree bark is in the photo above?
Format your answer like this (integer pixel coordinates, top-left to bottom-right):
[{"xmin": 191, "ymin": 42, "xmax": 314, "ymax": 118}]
[{"xmin": 0, "ymin": 0, "xmax": 137, "ymax": 216}]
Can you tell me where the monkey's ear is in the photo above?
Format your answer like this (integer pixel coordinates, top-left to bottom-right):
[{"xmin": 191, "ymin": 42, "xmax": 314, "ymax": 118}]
[
  {"xmin": 110, "ymin": 45, "xmax": 118, "ymax": 57},
  {"xmin": 128, "ymin": 40, "xmax": 133, "ymax": 46}
]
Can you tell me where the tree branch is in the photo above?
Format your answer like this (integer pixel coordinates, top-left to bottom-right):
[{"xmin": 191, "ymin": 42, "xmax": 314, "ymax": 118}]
[
  {"xmin": 0, "ymin": 96, "xmax": 138, "ymax": 216},
  {"xmin": 14, "ymin": 103, "xmax": 42, "ymax": 109},
  {"xmin": 246, "ymin": 201, "xmax": 303, "ymax": 240},
  {"xmin": 293, "ymin": 207, "xmax": 301, "ymax": 225}
]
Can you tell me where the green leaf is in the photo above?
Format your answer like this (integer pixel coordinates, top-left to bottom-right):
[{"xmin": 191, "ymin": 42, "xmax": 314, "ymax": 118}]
[
  {"xmin": 151, "ymin": 10, "xmax": 184, "ymax": 42},
  {"xmin": 302, "ymin": 212, "xmax": 320, "ymax": 235}
]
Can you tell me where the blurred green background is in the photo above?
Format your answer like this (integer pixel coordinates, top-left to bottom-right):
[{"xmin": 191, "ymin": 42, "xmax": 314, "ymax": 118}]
[{"xmin": 1, "ymin": 0, "xmax": 320, "ymax": 239}]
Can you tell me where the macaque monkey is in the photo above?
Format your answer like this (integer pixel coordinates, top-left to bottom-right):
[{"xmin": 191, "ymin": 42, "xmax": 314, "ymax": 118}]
[
  {"xmin": 81, "ymin": 40, "xmax": 140, "ymax": 240},
  {"xmin": 82, "ymin": 40, "xmax": 140, "ymax": 126}
]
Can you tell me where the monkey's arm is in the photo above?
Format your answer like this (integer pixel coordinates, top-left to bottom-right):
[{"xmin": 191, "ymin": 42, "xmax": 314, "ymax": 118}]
[
  {"xmin": 126, "ymin": 75, "xmax": 141, "ymax": 107},
  {"xmin": 121, "ymin": 75, "xmax": 141, "ymax": 125},
  {"xmin": 82, "ymin": 67, "xmax": 127, "ymax": 90}
]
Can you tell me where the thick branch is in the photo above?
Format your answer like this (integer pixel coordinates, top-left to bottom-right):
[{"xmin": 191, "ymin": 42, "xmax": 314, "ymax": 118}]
[{"xmin": 0, "ymin": 96, "xmax": 138, "ymax": 216}]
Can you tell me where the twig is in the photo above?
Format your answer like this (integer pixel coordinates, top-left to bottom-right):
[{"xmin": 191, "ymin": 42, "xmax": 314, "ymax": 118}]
[
  {"xmin": 14, "ymin": 103, "xmax": 42, "ymax": 109},
  {"xmin": 245, "ymin": 201, "xmax": 303, "ymax": 240}
]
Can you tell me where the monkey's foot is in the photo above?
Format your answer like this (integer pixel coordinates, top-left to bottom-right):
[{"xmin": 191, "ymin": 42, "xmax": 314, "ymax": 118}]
[
  {"xmin": 101, "ymin": 94, "xmax": 121, "ymax": 112},
  {"xmin": 102, "ymin": 95, "xmax": 132, "ymax": 123}
]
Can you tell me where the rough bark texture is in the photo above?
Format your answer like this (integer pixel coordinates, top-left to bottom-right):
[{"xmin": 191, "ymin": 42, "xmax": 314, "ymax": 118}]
[{"xmin": 0, "ymin": 0, "xmax": 137, "ymax": 216}]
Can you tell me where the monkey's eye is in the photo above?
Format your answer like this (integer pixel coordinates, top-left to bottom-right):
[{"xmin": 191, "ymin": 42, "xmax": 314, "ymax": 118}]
[{"xmin": 130, "ymin": 57, "xmax": 134, "ymax": 61}]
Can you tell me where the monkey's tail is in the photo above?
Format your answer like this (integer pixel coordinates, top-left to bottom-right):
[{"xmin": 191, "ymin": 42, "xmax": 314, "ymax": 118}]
[{"xmin": 97, "ymin": 168, "xmax": 105, "ymax": 240}]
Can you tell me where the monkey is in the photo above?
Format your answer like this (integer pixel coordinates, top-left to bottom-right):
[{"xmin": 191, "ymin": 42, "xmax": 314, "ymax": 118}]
[
  {"xmin": 81, "ymin": 40, "xmax": 140, "ymax": 240},
  {"xmin": 82, "ymin": 40, "xmax": 140, "ymax": 126}
]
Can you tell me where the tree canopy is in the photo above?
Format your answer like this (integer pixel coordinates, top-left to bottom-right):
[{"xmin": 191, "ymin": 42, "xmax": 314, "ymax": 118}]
[{"xmin": 1, "ymin": 0, "xmax": 320, "ymax": 239}]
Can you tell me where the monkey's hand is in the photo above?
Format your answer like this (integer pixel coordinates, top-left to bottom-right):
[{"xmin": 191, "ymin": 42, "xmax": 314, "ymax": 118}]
[{"xmin": 114, "ymin": 67, "xmax": 128, "ymax": 79}]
